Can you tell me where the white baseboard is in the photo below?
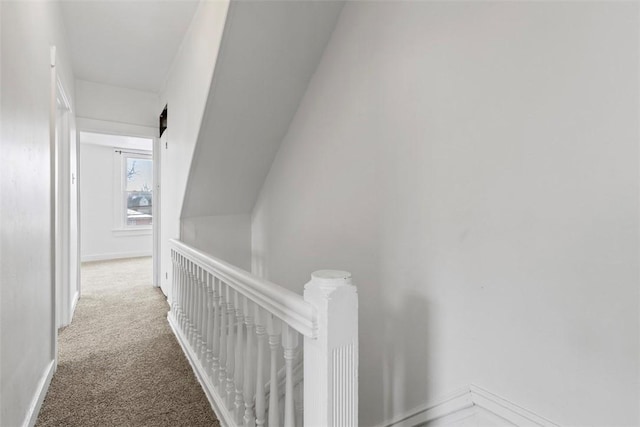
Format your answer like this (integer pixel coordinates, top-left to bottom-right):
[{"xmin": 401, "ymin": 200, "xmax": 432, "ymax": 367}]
[
  {"xmin": 469, "ymin": 385, "xmax": 558, "ymax": 427},
  {"xmin": 21, "ymin": 360, "xmax": 55, "ymax": 427},
  {"xmin": 381, "ymin": 387, "xmax": 474, "ymax": 427},
  {"xmin": 381, "ymin": 384, "xmax": 558, "ymax": 427},
  {"xmin": 167, "ymin": 312, "xmax": 235, "ymax": 427},
  {"xmin": 81, "ymin": 251, "xmax": 152, "ymax": 262},
  {"xmin": 70, "ymin": 290, "xmax": 79, "ymax": 323}
]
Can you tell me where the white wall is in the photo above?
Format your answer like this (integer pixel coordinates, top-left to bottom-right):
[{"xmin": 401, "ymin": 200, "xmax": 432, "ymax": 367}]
[
  {"xmin": 251, "ymin": 2, "xmax": 639, "ymax": 426},
  {"xmin": 158, "ymin": 0, "xmax": 229, "ymax": 297},
  {"xmin": 80, "ymin": 142, "xmax": 152, "ymax": 262},
  {"xmin": 0, "ymin": 1, "xmax": 76, "ymax": 425},
  {"xmin": 181, "ymin": 215, "xmax": 251, "ymax": 271}
]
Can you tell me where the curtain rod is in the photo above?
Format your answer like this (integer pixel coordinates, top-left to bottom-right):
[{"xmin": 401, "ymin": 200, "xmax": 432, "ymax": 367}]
[{"xmin": 114, "ymin": 149, "xmax": 151, "ymax": 155}]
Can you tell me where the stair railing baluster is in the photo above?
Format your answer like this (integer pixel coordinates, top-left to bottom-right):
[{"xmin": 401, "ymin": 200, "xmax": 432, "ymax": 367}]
[
  {"xmin": 282, "ymin": 324, "xmax": 299, "ymax": 427},
  {"xmin": 177, "ymin": 254, "xmax": 184, "ymax": 333},
  {"xmin": 205, "ymin": 271, "xmax": 214, "ymax": 372},
  {"xmin": 176, "ymin": 253, "xmax": 182, "ymax": 329},
  {"xmin": 267, "ymin": 314, "xmax": 281, "ymax": 427},
  {"xmin": 243, "ymin": 298, "xmax": 256, "ymax": 427},
  {"xmin": 167, "ymin": 240, "xmax": 359, "ymax": 427},
  {"xmin": 226, "ymin": 286, "xmax": 236, "ymax": 408},
  {"xmin": 254, "ymin": 305, "xmax": 267, "ymax": 427},
  {"xmin": 190, "ymin": 261, "xmax": 198, "ymax": 347},
  {"xmin": 195, "ymin": 266, "xmax": 203, "ymax": 358},
  {"xmin": 218, "ymin": 280, "xmax": 228, "ymax": 400},
  {"xmin": 211, "ymin": 277, "xmax": 221, "ymax": 385},
  {"xmin": 199, "ymin": 267, "xmax": 207, "ymax": 361},
  {"xmin": 295, "ymin": 381, "xmax": 303, "ymax": 427},
  {"xmin": 181, "ymin": 255, "xmax": 187, "ymax": 335},
  {"xmin": 171, "ymin": 251, "xmax": 176, "ymax": 319},
  {"xmin": 186, "ymin": 259, "xmax": 193, "ymax": 344},
  {"xmin": 234, "ymin": 292, "xmax": 245, "ymax": 422}
]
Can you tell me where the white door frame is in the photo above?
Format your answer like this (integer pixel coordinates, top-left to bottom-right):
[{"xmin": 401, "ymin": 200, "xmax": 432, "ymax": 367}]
[
  {"xmin": 75, "ymin": 127, "xmax": 160, "ymax": 287},
  {"xmin": 50, "ymin": 46, "xmax": 76, "ymax": 366},
  {"xmin": 50, "ymin": 46, "xmax": 57, "ymax": 365},
  {"xmin": 74, "ymin": 128, "xmax": 82, "ymax": 305},
  {"xmin": 153, "ymin": 136, "xmax": 162, "ymax": 288},
  {"xmin": 54, "ymin": 71, "xmax": 74, "ymax": 329}
]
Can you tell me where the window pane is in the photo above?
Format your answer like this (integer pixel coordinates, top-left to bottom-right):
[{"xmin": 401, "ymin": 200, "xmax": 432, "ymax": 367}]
[{"xmin": 125, "ymin": 158, "xmax": 152, "ymax": 226}]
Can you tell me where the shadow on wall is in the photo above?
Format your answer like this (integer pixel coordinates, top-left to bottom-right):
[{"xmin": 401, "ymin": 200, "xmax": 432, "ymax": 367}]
[
  {"xmin": 252, "ymin": 247, "xmax": 268, "ymax": 279},
  {"xmin": 381, "ymin": 292, "xmax": 434, "ymax": 423}
]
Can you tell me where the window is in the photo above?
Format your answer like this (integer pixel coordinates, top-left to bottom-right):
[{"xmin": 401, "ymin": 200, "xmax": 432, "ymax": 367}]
[{"xmin": 123, "ymin": 153, "xmax": 153, "ymax": 227}]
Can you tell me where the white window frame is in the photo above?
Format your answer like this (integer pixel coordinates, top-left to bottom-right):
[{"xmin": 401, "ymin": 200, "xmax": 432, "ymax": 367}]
[{"xmin": 113, "ymin": 149, "xmax": 153, "ymax": 232}]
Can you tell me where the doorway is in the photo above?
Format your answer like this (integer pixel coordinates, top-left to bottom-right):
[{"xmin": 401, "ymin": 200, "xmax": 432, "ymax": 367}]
[{"xmin": 77, "ymin": 132, "xmax": 156, "ymax": 282}]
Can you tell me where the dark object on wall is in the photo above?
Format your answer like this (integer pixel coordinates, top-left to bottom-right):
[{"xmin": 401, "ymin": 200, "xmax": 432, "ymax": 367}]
[{"xmin": 159, "ymin": 105, "xmax": 168, "ymax": 137}]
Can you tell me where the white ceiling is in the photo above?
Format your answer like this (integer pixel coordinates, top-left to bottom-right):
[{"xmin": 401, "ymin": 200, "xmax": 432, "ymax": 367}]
[{"xmin": 60, "ymin": 0, "xmax": 199, "ymax": 93}]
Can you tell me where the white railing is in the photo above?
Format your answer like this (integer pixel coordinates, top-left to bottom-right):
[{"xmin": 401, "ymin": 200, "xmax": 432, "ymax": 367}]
[{"xmin": 168, "ymin": 239, "xmax": 358, "ymax": 427}]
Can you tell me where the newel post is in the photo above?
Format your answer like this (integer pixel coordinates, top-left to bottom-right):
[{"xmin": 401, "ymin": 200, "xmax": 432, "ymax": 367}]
[{"xmin": 304, "ymin": 270, "xmax": 358, "ymax": 427}]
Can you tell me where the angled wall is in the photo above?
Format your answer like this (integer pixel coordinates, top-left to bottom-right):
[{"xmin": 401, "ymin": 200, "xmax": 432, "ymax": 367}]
[
  {"xmin": 163, "ymin": 1, "xmax": 343, "ymax": 283},
  {"xmin": 158, "ymin": 0, "xmax": 229, "ymax": 296},
  {"xmin": 251, "ymin": 2, "xmax": 639, "ymax": 426},
  {"xmin": 180, "ymin": 0, "xmax": 345, "ymax": 219}
]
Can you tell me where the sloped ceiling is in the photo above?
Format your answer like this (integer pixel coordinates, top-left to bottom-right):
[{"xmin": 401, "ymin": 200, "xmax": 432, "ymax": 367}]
[
  {"xmin": 60, "ymin": 1, "xmax": 199, "ymax": 92},
  {"xmin": 181, "ymin": 0, "xmax": 345, "ymax": 218}
]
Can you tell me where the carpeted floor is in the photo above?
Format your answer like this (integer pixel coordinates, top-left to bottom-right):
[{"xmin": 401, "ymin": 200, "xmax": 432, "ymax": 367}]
[{"xmin": 36, "ymin": 257, "xmax": 219, "ymax": 427}]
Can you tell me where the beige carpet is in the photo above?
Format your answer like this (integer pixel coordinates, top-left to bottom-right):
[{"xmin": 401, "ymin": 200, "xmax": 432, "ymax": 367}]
[{"xmin": 36, "ymin": 257, "xmax": 219, "ymax": 427}]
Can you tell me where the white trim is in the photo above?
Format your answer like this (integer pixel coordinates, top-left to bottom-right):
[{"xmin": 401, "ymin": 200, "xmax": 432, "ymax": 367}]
[
  {"xmin": 167, "ymin": 312, "xmax": 234, "ymax": 427},
  {"xmin": 380, "ymin": 385, "xmax": 559, "ymax": 427},
  {"xmin": 171, "ymin": 239, "xmax": 316, "ymax": 338},
  {"xmin": 76, "ymin": 117, "xmax": 157, "ymax": 139},
  {"xmin": 21, "ymin": 360, "xmax": 55, "ymax": 427},
  {"xmin": 50, "ymin": 49, "xmax": 74, "ymax": 363},
  {"xmin": 75, "ymin": 129, "xmax": 82, "ymax": 305},
  {"xmin": 112, "ymin": 227, "xmax": 152, "ymax": 237},
  {"xmin": 118, "ymin": 151, "xmax": 153, "ymax": 231},
  {"xmin": 50, "ymin": 45, "xmax": 58, "ymax": 366},
  {"xmin": 81, "ymin": 251, "xmax": 152, "ymax": 263},
  {"xmin": 381, "ymin": 387, "xmax": 473, "ymax": 427},
  {"xmin": 56, "ymin": 78, "xmax": 72, "ymax": 114},
  {"xmin": 55, "ymin": 82, "xmax": 73, "ymax": 329},
  {"xmin": 427, "ymin": 407, "xmax": 478, "ymax": 426},
  {"xmin": 470, "ymin": 385, "xmax": 558, "ymax": 427},
  {"xmin": 69, "ymin": 290, "xmax": 80, "ymax": 323},
  {"xmin": 153, "ymin": 136, "xmax": 161, "ymax": 289}
]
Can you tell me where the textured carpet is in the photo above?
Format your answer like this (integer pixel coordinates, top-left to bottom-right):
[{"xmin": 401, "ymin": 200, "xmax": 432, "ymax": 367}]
[{"xmin": 36, "ymin": 257, "xmax": 219, "ymax": 427}]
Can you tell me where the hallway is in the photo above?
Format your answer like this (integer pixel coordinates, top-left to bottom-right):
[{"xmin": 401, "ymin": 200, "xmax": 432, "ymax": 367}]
[{"xmin": 36, "ymin": 258, "xmax": 219, "ymax": 426}]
